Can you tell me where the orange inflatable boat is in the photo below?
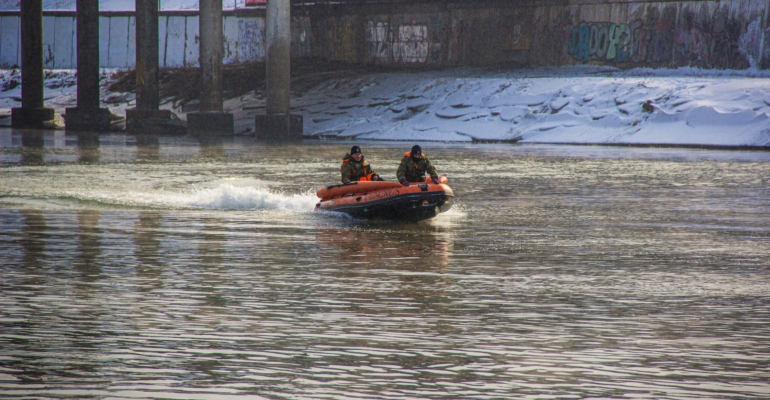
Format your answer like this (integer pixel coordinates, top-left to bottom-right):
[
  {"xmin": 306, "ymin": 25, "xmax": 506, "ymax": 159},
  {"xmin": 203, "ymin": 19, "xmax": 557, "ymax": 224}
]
[{"xmin": 315, "ymin": 176, "xmax": 454, "ymax": 221}]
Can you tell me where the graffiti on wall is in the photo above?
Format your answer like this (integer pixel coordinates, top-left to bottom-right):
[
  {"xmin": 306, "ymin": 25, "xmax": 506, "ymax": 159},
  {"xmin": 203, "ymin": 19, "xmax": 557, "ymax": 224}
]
[
  {"xmin": 501, "ymin": 20, "xmax": 531, "ymax": 51},
  {"xmin": 568, "ymin": 20, "xmax": 676, "ymax": 64},
  {"xmin": 709, "ymin": 17, "xmax": 752, "ymax": 70},
  {"xmin": 366, "ymin": 20, "xmax": 390, "ymax": 61},
  {"xmin": 333, "ymin": 20, "xmax": 357, "ymax": 62},
  {"xmin": 239, "ymin": 19, "xmax": 264, "ymax": 61},
  {"xmin": 568, "ymin": 22, "xmax": 634, "ymax": 63},
  {"xmin": 394, "ymin": 24, "xmax": 429, "ymax": 63},
  {"xmin": 448, "ymin": 19, "xmax": 467, "ymax": 65},
  {"xmin": 2, "ymin": 2, "xmax": 766, "ymax": 70},
  {"xmin": 292, "ymin": 16, "xmax": 312, "ymax": 57},
  {"xmin": 676, "ymin": 26, "xmax": 710, "ymax": 64},
  {"xmin": 425, "ymin": 15, "xmax": 443, "ymax": 64},
  {"xmin": 365, "ymin": 17, "xmax": 441, "ymax": 64},
  {"xmin": 567, "ymin": 12, "xmax": 758, "ymax": 69}
]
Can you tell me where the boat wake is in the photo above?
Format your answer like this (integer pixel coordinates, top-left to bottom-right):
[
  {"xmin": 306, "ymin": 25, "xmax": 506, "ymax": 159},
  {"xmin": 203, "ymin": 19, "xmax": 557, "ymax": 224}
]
[
  {"xmin": 182, "ymin": 184, "xmax": 317, "ymax": 211},
  {"xmin": 4, "ymin": 183, "xmax": 319, "ymax": 212}
]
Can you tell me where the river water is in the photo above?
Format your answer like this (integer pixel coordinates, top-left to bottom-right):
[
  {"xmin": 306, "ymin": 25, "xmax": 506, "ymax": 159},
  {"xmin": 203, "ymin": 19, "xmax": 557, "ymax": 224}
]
[{"xmin": 1, "ymin": 131, "xmax": 769, "ymax": 399}]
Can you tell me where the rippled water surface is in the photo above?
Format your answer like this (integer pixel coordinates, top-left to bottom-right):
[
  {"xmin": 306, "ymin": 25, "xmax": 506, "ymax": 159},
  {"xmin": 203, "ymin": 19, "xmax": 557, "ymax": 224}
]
[{"xmin": 1, "ymin": 132, "xmax": 769, "ymax": 399}]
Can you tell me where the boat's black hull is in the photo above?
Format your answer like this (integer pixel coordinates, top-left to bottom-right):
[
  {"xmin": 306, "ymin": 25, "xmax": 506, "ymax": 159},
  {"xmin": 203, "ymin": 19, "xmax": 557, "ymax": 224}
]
[{"xmin": 320, "ymin": 191, "xmax": 454, "ymax": 221}]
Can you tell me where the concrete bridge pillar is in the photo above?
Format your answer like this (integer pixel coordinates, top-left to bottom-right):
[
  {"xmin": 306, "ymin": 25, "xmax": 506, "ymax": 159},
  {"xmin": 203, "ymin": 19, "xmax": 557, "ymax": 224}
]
[
  {"xmin": 127, "ymin": 0, "xmax": 180, "ymax": 134},
  {"xmin": 64, "ymin": 0, "xmax": 111, "ymax": 132},
  {"xmin": 11, "ymin": 0, "xmax": 55, "ymax": 129},
  {"xmin": 255, "ymin": 0, "xmax": 303, "ymax": 140},
  {"xmin": 188, "ymin": 0, "xmax": 234, "ymax": 136}
]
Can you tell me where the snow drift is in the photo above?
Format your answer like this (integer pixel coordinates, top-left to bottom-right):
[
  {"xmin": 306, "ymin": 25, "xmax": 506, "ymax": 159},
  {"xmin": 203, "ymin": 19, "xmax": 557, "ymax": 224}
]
[{"xmin": 293, "ymin": 66, "xmax": 770, "ymax": 147}]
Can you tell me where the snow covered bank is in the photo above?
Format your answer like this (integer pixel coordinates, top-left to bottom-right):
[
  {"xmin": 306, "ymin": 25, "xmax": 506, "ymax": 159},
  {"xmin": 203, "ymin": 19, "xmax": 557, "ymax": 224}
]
[
  {"xmin": 295, "ymin": 66, "xmax": 770, "ymax": 147},
  {"xmin": 1, "ymin": 66, "xmax": 769, "ymax": 148}
]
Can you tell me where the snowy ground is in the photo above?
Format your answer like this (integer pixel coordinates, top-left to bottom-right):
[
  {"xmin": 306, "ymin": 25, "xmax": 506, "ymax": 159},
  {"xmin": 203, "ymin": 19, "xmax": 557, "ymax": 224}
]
[
  {"xmin": 292, "ymin": 66, "xmax": 770, "ymax": 147},
  {"xmin": 2, "ymin": 66, "xmax": 770, "ymax": 147}
]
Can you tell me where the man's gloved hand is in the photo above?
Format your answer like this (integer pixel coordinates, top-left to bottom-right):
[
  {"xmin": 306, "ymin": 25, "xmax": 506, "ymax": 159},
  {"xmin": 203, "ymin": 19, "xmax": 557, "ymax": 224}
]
[
  {"xmin": 432, "ymin": 178, "xmax": 440, "ymax": 184},
  {"xmin": 402, "ymin": 181, "xmax": 410, "ymax": 187},
  {"xmin": 371, "ymin": 174, "xmax": 381, "ymax": 181}
]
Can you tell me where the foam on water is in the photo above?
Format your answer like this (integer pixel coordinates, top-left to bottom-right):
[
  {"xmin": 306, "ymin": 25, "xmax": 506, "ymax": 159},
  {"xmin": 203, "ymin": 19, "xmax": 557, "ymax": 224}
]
[
  {"xmin": 133, "ymin": 184, "xmax": 320, "ymax": 211},
  {"xmin": 184, "ymin": 184, "xmax": 318, "ymax": 211},
  {"xmin": 67, "ymin": 183, "xmax": 319, "ymax": 213},
  {"xmin": 440, "ymin": 200, "xmax": 467, "ymax": 218}
]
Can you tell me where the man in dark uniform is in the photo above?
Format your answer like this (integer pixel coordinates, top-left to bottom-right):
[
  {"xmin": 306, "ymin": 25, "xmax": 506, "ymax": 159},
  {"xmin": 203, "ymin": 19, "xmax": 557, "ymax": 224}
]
[
  {"xmin": 341, "ymin": 145, "xmax": 382, "ymax": 183},
  {"xmin": 396, "ymin": 145, "xmax": 440, "ymax": 186}
]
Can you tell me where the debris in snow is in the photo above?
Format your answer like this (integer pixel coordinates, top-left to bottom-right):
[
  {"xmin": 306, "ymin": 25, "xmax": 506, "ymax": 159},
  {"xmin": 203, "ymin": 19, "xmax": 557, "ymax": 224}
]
[{"xmin": 642, "ymin": 100, "xmax": 655, "ymax": 113}]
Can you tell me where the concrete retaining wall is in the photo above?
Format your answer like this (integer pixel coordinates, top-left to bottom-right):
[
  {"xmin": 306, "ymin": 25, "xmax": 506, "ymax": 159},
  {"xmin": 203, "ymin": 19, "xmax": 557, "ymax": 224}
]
[
  {"xmin": 1, "ymin": 1, "xmax": 769, "ymax": 70},
  {"xmin": 310, "ymin": 0, "xmax": 770, "ymax": 70}
]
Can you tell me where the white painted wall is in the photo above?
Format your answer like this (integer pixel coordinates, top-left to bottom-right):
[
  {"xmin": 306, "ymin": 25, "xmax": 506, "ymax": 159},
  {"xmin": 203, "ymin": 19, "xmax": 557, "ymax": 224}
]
[
  {"xmin": 0, "ymin": 14, "xmax": 266, "ymax": 68},
  {"xmin": 0, "ymin": 15, "xmax": 20, "ymax": 67}
]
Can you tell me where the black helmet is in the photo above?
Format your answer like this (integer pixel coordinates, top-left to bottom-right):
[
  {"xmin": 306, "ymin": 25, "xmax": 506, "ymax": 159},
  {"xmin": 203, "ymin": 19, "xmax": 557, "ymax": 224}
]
[
  {"xmin": 411, "ymin": 145, "xmax": 422, "ymax": 155},
  {"xmin": 350, "ymin": 145, "xmax": 362, "ymax": 155}
]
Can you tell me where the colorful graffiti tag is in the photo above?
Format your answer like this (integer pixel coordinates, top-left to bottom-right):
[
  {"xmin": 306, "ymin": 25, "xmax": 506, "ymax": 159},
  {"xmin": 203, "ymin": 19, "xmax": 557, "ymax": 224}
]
[
  {"xmin": 567, "ymin": 20, "xmax": 675, "ymax": 64},
  {"xmin": 568, "ymin": 22, "xmax": 633, "ymax": 63},
  {"xmin": 568, "ymin": 15, "xmax": 756, "ymax": 69}
]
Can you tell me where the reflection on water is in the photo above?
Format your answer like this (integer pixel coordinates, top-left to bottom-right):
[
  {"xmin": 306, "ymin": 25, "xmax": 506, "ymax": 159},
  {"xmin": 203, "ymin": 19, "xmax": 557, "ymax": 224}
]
[
  {"xmin": 75, "ymin": 210, "xmax": 101, "ymax": 282},
  {"xmin": 136, "ymin": 135, "xmax": 160, "ymax": 162},
  {"xmin": 76, "ymin": 134, "xmax": 101, "ymax": 165},
  {"xmin": 135, "ymin": 211, "xmax": 164, "ymax": 287},
  {"xmin": 19, "ymin": 210, "xmax": 48, "ymax": 284},
  {"xmin": 0, "ymin": 135, "xmax": 769, "ymax": 399},
  {"xmin": 21, "ymin": 132, "xmax": 45, "ymax": 165},
  {"xmin": 199, "ymin": 137, "xmax": 227, "ymax": 161}
]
